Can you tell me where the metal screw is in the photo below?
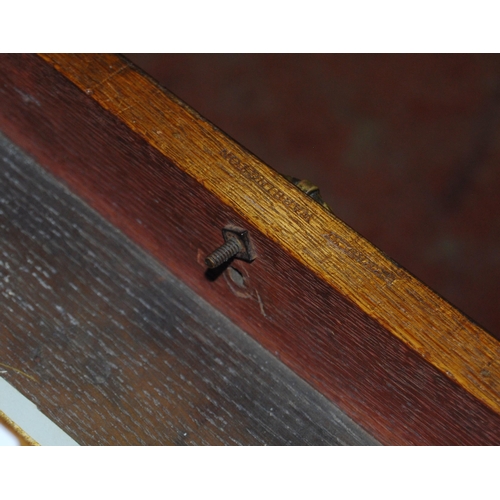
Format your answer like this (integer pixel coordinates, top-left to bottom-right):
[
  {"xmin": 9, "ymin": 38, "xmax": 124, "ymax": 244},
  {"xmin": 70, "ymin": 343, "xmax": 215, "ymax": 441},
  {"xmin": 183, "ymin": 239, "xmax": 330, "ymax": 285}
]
[
  {"xmin": 205, "ymin": 238, "xmax": 243, "ymax": 268},
  {"xmin": 205, "ymin": 227, "xmax": 256, "ymax": 269}
]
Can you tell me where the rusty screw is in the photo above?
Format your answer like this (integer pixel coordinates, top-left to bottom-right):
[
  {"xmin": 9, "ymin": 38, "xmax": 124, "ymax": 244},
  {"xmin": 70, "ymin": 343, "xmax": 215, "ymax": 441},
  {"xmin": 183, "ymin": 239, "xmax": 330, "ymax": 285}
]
[
  {"xmin": 205, "ymin": 238, "xmax": 243, "ymax": 269},
  {"xmin": 205, "ymin": 227, "xmax": 256, "ymax": 269}
]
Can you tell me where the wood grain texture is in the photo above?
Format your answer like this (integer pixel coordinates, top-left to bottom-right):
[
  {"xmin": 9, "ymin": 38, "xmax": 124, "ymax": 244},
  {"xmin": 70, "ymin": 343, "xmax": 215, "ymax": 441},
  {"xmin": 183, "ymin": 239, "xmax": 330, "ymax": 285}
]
[
  {"xmin": 0, "ymin": 133, "xmax": 377, "ymax": 445},
  {"xmin": 41, "ymin": 53, "xmax": 500, "ymax": 410},
  {"xmin": 0, "ymin": 54, "xmax": 499, "ymax": 444}
]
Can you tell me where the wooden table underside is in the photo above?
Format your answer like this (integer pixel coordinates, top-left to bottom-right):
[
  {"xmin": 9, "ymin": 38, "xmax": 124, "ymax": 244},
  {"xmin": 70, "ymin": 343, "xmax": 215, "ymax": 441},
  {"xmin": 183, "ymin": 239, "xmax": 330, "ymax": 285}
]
[
  {"xmin": 0, "ymin": 133, "xmax": 376, "ymax": 445},
  {"xmin": 0, "ymin": 54, "xmax": 499, "ymax": 445}
]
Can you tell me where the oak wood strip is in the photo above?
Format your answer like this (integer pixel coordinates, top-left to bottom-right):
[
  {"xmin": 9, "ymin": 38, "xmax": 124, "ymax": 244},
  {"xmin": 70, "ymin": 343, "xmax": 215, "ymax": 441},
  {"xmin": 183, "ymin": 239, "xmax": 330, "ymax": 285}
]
[
  {"xmin": 0, "ymin": 54, "xmax": 499, "ymax": 444},
  {"xmin": 0, "ymin": 132, "xmax": 377, "ymax": 445},
  {"xmin": 39, "ymin": 53, "xmax": 500, "ymax": 416}
]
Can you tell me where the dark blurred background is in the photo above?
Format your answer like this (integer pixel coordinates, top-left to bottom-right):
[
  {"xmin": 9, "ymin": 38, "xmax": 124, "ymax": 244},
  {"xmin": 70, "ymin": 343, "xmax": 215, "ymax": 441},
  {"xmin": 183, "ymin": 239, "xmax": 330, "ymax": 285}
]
[{"xmin": 125, "ymin": 54, "xmax": 500, "ymax": 339}]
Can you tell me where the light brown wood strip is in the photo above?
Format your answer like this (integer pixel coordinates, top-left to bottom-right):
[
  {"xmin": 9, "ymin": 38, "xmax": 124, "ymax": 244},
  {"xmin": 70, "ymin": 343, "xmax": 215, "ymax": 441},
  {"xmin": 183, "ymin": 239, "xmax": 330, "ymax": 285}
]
[{"xmin": 39, "ymin": 53, "xmax": 500, "ymax": 416}]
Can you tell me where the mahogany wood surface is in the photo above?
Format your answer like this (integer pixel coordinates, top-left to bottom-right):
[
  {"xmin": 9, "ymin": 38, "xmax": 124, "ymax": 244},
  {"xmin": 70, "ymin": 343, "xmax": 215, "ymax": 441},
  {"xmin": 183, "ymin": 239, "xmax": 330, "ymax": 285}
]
[
  {"xmin": 0, "ymin": 133, "xmax": 377, "ymax": 445},
  {"xmin": 0, "ymin": 54, "xmax": 499, "ymax": 444}
]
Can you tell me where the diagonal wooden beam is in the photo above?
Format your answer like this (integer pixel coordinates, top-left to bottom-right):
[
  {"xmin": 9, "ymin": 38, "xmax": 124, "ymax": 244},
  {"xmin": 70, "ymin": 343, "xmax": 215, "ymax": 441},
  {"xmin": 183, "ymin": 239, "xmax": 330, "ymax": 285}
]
[{"xmin": 0, "ymin": 53, "xmax": 498, "ymax": 444}]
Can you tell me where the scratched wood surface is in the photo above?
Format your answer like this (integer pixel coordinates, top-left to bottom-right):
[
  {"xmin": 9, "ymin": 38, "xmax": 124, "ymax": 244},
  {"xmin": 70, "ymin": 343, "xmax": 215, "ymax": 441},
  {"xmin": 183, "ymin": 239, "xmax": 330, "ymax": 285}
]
[
  {"xmin": 0, "ymin": 54, "xmax": 499, "ymax": 444},
  {"xmin": 0, "ymin": 132, "xmax": 377, "ymax": 445}
]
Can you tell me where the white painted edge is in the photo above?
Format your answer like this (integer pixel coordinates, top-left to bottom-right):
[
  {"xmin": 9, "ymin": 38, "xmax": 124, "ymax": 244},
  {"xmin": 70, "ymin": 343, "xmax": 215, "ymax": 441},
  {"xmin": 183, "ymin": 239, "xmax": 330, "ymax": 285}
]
[
  {"xmin": 0, "ymin": 377, "xmax": 79, "ymax": 446},
  {"xmin": 0, "ymin": 423, "xmax": 20, "ymax": 445}
]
